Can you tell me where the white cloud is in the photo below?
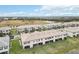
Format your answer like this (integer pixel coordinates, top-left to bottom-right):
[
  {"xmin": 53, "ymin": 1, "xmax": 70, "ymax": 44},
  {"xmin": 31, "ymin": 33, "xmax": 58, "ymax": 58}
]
[
  {"xmin": 44, "ymin": 14, "xmax": 52, "ymax": 16},
  {"xmin": 40, "ymin": 6, "xmax": 53, "ymax": 11},
  {"xmin": 33, "ymin": 5, "xmax": 79, "ymax": 16}
]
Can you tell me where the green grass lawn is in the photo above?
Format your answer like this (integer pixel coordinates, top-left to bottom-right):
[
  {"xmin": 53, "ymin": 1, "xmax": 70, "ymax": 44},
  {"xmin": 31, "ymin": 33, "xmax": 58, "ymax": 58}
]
[
  {"xmin": 10, "ymin": 29, "xmax": 18, "ymax": 35},
  {"xmin": 10, "ymin": 36, "xmax": 79, "ymax": 54}
]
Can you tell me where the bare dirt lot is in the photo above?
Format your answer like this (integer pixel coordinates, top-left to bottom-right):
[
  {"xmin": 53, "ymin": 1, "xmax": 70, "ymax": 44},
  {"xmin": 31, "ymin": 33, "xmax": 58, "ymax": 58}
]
[{"xmin": 0, "ymin": 20, "xmax": 49, "ymax": 27}]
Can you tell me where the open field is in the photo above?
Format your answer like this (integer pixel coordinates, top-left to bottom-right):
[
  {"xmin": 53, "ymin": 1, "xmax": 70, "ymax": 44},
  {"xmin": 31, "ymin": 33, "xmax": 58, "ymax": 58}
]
[
  {"xmin": 0, "ymin": 20, "xmax": 50, "ymax": 27},
  {"xmin": 10, "ymin": 36, "xmax": 79, "ymax": 54}
]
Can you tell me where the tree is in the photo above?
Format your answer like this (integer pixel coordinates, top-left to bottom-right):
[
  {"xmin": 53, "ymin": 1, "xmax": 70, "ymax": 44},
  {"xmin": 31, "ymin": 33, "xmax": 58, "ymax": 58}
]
[
  {"xmin": 24, "ymin": 28, "xmax": 29, "ymax": 33},
  {"xmin": 42, "ymin": 26, "xmax": 47, "ymax": 31},
  {"xmin": 36, "ymin": 27, "xmax": 42, "ymax": 32},
  {"xmin": 30, "ymin": 27, "xmax": 35, "ymax": 32},
  {"xmin": 0, "ymin": 32, "xmax": 5, "ymax": 37},
  {"xmin": 9, "ymin": 29, "xmax": 18, "ymax": 35}
]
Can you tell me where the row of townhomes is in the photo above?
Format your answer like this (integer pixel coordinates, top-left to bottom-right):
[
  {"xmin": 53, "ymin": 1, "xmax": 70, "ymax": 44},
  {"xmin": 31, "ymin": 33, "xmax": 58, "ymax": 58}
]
[
  {"xmin": 16, "ymin": 22, "xmax": 79, "ymax": 32},
  {"xmin": 0, "ymin": 27, "xmax": 11, "ymax": 34},
  {"xmin": 0, "ymin": 35, "xmax": 10, "ymax": 54},
  {"xmin": 20, "ymin": 29, "xmax": 67, "ymax": 49},
  {"xmin": 0, "ymin": 22, "xmax": 79, "ymax": 52},
  {"xmin": 20, "ymin": 27, "xmax": 79, "ymax": 49},
  {"xmin": 0, "ymin": 22, "xmax": 79, "ymax": 34}
]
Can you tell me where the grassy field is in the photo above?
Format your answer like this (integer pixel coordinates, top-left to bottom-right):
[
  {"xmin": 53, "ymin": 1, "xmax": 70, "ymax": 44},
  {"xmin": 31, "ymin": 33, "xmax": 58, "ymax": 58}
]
[
  {"xmin": 10, "ymin": 36, "xmax": 79, "ymax": 54},
  {"xmin": 0, "ymin": 20, "xmax": 49, "ymax": 27}
]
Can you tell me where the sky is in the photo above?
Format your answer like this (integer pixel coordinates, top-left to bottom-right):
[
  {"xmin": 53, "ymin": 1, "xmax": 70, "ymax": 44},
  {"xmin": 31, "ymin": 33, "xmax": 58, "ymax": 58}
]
[{"xmin": 0, "ymin": 5, "xmax": 79, "ymax": 16}]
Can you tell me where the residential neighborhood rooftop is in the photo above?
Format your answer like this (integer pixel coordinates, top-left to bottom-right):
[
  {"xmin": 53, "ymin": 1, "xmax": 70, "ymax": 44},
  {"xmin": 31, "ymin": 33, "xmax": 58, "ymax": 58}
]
[
  {"xmin": 21, "ymin": 29, "xmax": 66, "ymax": 42},
  {"xmin": 0, "ymin": 35, "xmax": 9, "ymax": 47},
  {"xmin": 0, "ymin": 35, "xmax": 9, "ymax": 53},
  {"xmin": 64, "ymin": 27, "xmax": 79, "ymax": 32}
]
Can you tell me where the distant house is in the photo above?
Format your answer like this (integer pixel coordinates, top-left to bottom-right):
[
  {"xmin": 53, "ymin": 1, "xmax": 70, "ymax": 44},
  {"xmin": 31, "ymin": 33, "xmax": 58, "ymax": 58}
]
[
  {"xmin": 0, "ymin": 35, "xmax": 10, "ymax": 54},
  {"xmin": 16, "ymin": 22, "xmax": 79, "ymax": 33},
  {"xmin": 63, "ymin": 22, "xmax": 79, "ymax": 28},
  {"xmin": 16, "ymin": 23, "xmax": 62, "ymax": 32},
  {"xmin": 3, "ymin": 18, "xmax": 9, "ymax": 20},
  {"xmin": 64, "ymin": 27, "xmax": 79, "ymax": 37},
  {"xmin": 0, "ymin": 27, "xmax": 11, "ymax": 34}
]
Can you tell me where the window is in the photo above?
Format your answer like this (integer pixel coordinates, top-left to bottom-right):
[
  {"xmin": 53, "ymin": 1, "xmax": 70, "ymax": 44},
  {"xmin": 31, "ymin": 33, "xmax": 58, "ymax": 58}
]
[
  {"xmin": 0, "ymin": 30, "xmax": 1, "ymax": 33},
  {"xmin": 45, "ymin": 37, "xmax": 51, "ymax": 40},
  {"xmin": 0, "ymin": 47, "xmax": 3, "ymax": 50},
  {"xmin": 73, "ymin": 32, "xmax": 76, "ymax": 34},
  {"xmin": 24, "ymin": 41, "xmax": 30, "ymax": 44},
  {"xmin": 51, "ymin": 36, "xmax": 53, "ymax": 38},
  {"xmin": 27, "ymin": 41, "xmax": 30, "ymax": 43},
  {"xmin": 1, "ymin": 30, "xmax": 2, "ymax": 33},
  {"xmin": 55, "ymin": 36, "xmax": 57, "ymax": 37},
  {"xmin": 36, "ymin": 39, "xmax": 40, "ymax": 42},
  {"xmin": 24, "ymin": 42, "xmax": 26, "ymax": 44},
  {"xmin": 64, "ymin": 34, "xmax": 67, "ymax": 36},
  {"xmin": 4, "ymin": 46, "xmax": 8, "ymax": 49},
  {"xmin": 6, "ymin": 30, "xmax": 8, "ymax": 32},
  {"xmin": 45, "ymin": 38, "xmax": 48, "ymax": 40},
  {"xmin": 57, "ymin": 35, "xmax": 61, "ymax": 37},
  {"xmin": 32, "ymin": 40, "xmax": 35, "ymax": 43},
  {"xmin": 48, "ymin": 37, "xmax": 51, "ymax": 39},
  {"xmin": 40, "ymin": 38, "xmax": 43, "ymax": 41}
]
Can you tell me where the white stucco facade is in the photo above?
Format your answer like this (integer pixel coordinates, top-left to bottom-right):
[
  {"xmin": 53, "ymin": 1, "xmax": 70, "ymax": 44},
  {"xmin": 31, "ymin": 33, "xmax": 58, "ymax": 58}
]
[
  {"xmin": 16, "ymin": 22, "xmax": 79, "ymax": 33},
  {"xmin": 0, "ymin": 27, "xmax": 11, "ymax": 34},
  {"xmin": 0, "ymin": 35, "xmax": 10, "ymax": 54},
  {"xmin": 20, "ymin": 26, "xmax": 79, "ymax": 49},
  {"xmin": 20, "ymin": 30, "xmax": 68, "ymax": 49}
]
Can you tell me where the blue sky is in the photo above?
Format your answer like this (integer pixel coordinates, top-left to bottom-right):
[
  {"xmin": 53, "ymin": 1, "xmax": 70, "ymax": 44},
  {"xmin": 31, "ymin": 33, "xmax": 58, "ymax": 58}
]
[
  {"xmin": 0, "ymin": 5, "xmax": 40, "ymax": 13},
  {"xmin": 0, "ymin": 5, "xmax": 79, "ymax": 16}
]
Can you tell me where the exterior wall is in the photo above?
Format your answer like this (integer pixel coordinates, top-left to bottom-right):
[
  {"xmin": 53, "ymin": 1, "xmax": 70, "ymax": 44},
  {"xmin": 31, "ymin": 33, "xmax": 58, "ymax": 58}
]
[
  {"xmin": 0, "ymin": 48, "xmax": 9, "ymax": 54},
  {"xmin": 19, "ymin": 22, "xmax": 79, "ymax": 49},
  {"xmin": 22, "ymin": 33, "xmax": 68, "ymax": 49},
  {"xmin": 0, "ymin": 30, "xmax": 9, "ymax": 33},
  {"xmin": 66, "ymin": 31, "xmax": 79, "ymax": 37},
  {"xmin": 17, "ymin": 23, "xmax": 79, "ymax": 33},
  {"xmin": 0, "ymin": 35, "xmax": 10, "ymax": 54}
]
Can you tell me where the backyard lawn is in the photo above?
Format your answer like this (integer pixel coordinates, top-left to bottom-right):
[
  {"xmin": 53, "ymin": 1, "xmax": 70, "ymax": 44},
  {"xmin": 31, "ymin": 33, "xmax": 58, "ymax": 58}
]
[{"xmin": 10, "ymin": 36, "xmax": 79, "ymax": 54}]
